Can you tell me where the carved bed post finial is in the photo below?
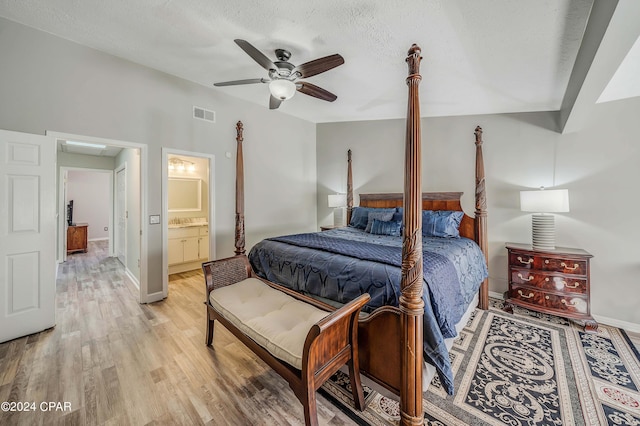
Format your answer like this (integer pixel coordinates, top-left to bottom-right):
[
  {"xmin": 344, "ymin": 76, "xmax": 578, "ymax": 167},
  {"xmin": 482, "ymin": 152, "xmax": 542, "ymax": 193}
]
[
  {"xmin": 474, "ymin": 125, "xmax": 489, "ymax": 309},
  {"xmin": 346, "ymin": 149, "xmax": 353, "ymax": 225},
  {"xmin": 235, "ymin": 121, "xmax": 246, "ymax": 256},
  {"xmin": 400, "ymin": 43, "xmax": 425, "ymax": 426}
]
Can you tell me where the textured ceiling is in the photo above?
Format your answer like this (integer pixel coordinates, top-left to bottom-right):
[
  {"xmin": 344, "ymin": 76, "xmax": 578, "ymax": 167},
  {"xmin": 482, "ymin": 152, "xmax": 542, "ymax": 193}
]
[{"xmin": 1, "ymin": 0, "xmax": 636, "ymax": 123}]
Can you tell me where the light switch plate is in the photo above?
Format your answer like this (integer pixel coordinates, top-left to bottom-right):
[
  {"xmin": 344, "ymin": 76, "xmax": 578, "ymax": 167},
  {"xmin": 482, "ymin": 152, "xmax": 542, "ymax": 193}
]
[{"xmin": 149, "ymin": 215, "xmax": 160, "ymax": 224}]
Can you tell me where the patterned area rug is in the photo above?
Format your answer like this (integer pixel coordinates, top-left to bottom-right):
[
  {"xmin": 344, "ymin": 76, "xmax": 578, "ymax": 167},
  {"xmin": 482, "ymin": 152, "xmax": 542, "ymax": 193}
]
[{"xmin": 320, "ymin": 300, "xmax": 640, "ymax": 425}]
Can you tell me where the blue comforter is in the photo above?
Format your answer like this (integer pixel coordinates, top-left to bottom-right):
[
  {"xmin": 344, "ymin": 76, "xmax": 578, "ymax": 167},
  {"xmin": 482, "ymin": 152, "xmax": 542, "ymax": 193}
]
[{"xmin": 248, "ymin": 227, "xmax": 488, "ymax": 394}]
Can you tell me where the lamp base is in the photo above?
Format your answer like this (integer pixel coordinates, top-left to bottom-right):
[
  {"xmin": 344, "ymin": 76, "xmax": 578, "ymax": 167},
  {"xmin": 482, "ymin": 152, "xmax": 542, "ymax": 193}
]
[
  {"xmin": 333, "ymin": 207, "xmax": 344, "ymax": 227},
  {"xmin": 531, "ymin": 214, "xmax": 555, "ymax": 250}
]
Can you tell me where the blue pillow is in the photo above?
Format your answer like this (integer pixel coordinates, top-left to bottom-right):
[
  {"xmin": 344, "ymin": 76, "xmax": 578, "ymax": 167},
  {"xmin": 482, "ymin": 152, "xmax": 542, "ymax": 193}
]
[
  {"xmin": 364, "ymin": 210, "xmax": 395, "ymax": 233},
  {"xmin": 392, "ymin": 207, "xmax": 403, "ymax": 223},
  {"xmin": 349, "ymin": 207, "xmax": 395, "ymax": 230},
  {"xmin": 370, "ymin": 219, "xmax": 402, "ymax": 237},
  {"xmin": 422, "ymin": 210, "xmax": 463, "ymax": 238}
]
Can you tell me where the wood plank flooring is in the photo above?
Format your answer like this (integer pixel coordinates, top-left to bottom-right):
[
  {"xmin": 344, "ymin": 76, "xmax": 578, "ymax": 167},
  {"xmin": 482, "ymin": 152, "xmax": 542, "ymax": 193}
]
[
  {"xmin": 0, "ymin": 241, "xmax": 357, "ymax": 425},
  {"xmin": 2, "ymin": 240, "xmax": 639, "ymax": 425}
]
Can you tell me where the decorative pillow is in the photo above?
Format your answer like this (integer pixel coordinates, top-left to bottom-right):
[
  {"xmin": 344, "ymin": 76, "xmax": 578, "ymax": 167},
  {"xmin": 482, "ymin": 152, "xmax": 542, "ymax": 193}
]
[
  {"xmin": 369, "ymin": 219, "xmax": 402, "ymax": 237},
  {"xmin": 392, "ymin": 207, "xmax": 403, "ymax": 223},
  {"xmin": 421, "ymin": 210, "xmax": 463, "ymax": 238},
  {"xmin": 349, "ymin": 207, "xmax": 395, "ymax": 230},
  {"xmin": 365, "ymin": 211, "xmax": 395, "ymax": 233}
]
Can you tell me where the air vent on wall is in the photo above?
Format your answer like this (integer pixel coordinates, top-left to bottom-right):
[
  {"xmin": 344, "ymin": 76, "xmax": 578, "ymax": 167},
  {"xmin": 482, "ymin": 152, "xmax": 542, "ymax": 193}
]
[{"xmin": 193, "ymin": 106, "xmax": 215, "ymax": 123}]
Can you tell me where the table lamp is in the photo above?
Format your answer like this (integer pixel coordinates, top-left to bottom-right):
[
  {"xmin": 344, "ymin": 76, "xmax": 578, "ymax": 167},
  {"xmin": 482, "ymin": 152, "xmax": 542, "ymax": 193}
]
[
  {"xmin": 328, "ymin": 194, "xmax": 347, "ymax": 227},
  {"xmin": 520, "ymin": 188, "xmax": 569, "ymax": 250}
]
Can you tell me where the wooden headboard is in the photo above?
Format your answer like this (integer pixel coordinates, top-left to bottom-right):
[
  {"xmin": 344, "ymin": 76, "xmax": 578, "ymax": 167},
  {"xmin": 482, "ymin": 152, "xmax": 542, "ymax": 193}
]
[
  {"xmin": 345, "ymin": 126, "xmax": 489, "ymax": 312},
  {"xmin": 358, "ymin": 192, "xmax": 475, "ymax": 240}
]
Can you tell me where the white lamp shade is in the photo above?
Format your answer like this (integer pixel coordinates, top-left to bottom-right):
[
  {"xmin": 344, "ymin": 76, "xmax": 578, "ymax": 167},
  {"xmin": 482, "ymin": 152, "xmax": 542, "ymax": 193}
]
[
  {"xmin": 269, "ymin": 79, "xmax": 296, "ymax": 100},
  {"xmin": 520, "ymin": 189, "xmax": 569, "ymax": 213},
  {"xmin": 328, "ymin": 194, "xmax": 347, "ymax": 208}
]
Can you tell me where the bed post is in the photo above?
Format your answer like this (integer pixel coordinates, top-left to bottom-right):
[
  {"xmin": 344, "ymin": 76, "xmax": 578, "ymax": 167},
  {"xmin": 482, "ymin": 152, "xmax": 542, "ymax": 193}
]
[
  {"xmin": 400, "ymin": 44, "xmax": 425, "ymax": 426},
  {"xmin": 234, "ymin": 121, "xmax": 245, "ymax": 256},
  {"xmin": 346, "ymin": 149, "xmax": 353, "ymax": 226},
  {"xmin": 474, "ymin": 126, "xmax": 489, "ymax": 310}
]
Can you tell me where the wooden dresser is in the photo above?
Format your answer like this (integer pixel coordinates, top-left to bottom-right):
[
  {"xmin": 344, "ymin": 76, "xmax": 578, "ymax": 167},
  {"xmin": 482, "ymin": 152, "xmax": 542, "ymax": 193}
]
[
  {"xmin": 67, "ymin": 223, "xmax": 88, "ymax": 254},
  {"xmin": 503, "ymin": 242, "xmax": 597, "ymax": 333}
]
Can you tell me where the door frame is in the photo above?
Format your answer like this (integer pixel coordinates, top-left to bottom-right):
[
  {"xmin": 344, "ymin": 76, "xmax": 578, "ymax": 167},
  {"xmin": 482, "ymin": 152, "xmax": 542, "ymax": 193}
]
[
  {"xmin": 48, "ymin": 131, "xmax": 150, "ymax": 303},
  {"xmin": 58, "ymin": 167, "xmax": 114, "ymax": 263},
  {"xmin": 114, "ymin": 164, "xmax": 127, "ymax": 267},
  {"xmin": 161, "ymin": 148, "xmax": 215, "ymax": 298}
]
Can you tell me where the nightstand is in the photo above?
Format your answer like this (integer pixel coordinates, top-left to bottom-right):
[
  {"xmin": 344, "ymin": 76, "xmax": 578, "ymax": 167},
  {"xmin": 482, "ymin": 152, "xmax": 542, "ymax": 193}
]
[
  {"xmin": 67, "ymin": 223, "xmax": 88, "ymax": 254},
  {"xmin": 503, "ymin": 243, "xmax": 597, "ymax": 333},
  {"xmin": 320, "ymin": 225, "xmax": 341, "ymax": 231}
]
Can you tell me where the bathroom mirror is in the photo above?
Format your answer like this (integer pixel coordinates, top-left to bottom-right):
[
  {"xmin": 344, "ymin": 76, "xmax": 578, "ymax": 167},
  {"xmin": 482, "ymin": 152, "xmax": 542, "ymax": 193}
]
[{"xmin": 168, "ymin": 178, "xmax": 202, "ymax": 212}]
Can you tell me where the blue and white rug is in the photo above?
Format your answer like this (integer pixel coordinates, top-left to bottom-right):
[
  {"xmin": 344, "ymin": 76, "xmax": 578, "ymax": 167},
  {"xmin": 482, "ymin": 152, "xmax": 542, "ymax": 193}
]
[{"xmin": 321, "ymin": 300, "xmax": 640, "ymax": 425}]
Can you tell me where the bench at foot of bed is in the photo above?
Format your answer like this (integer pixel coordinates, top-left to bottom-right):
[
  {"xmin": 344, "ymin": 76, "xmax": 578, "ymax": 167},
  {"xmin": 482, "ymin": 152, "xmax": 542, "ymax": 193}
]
[{"xmin": 203, "ymin": 255, "xmax": 370, "ymax": 426}]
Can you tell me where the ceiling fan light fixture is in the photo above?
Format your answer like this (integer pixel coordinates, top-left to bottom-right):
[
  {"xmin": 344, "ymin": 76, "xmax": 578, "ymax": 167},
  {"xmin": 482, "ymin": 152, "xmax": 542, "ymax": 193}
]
[{"xmin": 269, "ymin": 79, "xmax": 296, "ymax": 100}]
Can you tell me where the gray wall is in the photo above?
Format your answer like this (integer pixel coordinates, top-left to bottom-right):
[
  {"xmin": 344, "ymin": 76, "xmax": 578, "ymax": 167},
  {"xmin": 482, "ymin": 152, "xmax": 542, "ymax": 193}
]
[
  {"xmin": 58, "ymin": 152, "xmax": 116, "ymax": 170},
  {"xmin": 0, "ymin": 17, "xmax": 317, "ymax": 296},
  {"xmin": 317, "ymin": 98, "xmax": 640, "ymax": 327},
  {"xmin": 66, "ymin": 170, "xmax": 111, "ymax": 240}
]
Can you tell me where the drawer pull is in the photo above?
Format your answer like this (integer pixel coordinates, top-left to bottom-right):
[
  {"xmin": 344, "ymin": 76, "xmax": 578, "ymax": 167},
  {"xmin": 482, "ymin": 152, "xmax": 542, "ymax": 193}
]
[
  {"xmin": 561, "ymin": 299, "xmax": 578, "ymax": 307},
  {"xmin": 564, "ymin": 281, "xmax": 580, "ymax": 289},
  {"xmin": 545, "ymin": 295, "xmax": 549, "ymax": 300},
  {"xmin": 561, "ymin": 262, "xmax": 579, "ymax": 271},
  {"xmin": 517, "ymin": 256, "xmax": 533, "ymax": 265},
  {"xmin": 518, "ymin": 290, "xmax": 534, "ymax": 299},
  {"xmin": 517, "ymin": 273, "xmax": 534, "ymax": 282}
]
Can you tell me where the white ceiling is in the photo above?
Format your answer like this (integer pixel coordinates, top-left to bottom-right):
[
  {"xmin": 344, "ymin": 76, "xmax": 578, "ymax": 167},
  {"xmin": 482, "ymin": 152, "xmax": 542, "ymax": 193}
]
[
  {"xmin": 57, "ymin": 139, "xmax": 122, "ymax": 157},
  {"xmin": 1, "ymin": 0, "xmax": 638, "ymax": 125}
]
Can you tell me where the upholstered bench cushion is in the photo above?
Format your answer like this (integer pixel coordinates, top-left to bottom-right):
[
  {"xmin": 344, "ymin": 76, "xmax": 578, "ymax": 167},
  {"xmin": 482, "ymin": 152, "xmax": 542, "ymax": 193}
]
[{"xmin": 209, "ymin": 278, "xmax": 329, "ymax": 369}]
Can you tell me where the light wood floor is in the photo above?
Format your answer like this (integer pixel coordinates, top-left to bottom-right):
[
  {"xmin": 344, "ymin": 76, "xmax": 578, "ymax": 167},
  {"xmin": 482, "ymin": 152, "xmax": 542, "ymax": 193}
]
[
  {"xmin": 0, "ymin": 241, "xmax": 357, "ymax": 425},
  {"xmin": 2, "ymin": 241, "xmax": 639, "ymax": 425}
]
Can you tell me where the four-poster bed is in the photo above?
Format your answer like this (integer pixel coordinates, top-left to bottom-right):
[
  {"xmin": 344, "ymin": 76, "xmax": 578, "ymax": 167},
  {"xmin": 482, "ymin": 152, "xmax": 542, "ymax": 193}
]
[{"xmin": 222, "ymin": 44, "xmax": 488, "ymax": 425}]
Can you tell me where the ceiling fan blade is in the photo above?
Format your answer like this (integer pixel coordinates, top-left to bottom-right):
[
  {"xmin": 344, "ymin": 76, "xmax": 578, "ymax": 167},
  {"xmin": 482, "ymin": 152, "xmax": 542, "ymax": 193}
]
[
  {"xmin": 294, "ymin": 54, "xmax": 344, "ymax": 78},
  {"xmin": 234, "ymin": 39, "xmax": 277, "ymax": 71},
  {"xmin": 214, "ymin": 78, "xmax": 267, "ymax": 87},
  {"xmin": 297, "ymin": 82, "xmax": 337, "ymax": 102},
  {"xmin": 269, "ymin": 95, "xmax": 282, "ymax": 110}
]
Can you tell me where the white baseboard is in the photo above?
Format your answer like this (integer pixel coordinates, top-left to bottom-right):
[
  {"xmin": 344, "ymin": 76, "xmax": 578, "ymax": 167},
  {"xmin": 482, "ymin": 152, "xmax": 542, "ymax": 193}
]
[
  {"xmin": 489, "ymin": 290, "xmax": 640, "ymax": 333},
  {"xmin": 489, "ymin": 291, "xmax": 504, "ymax": 300},
  {"xmin": 593, "ymin": 314, "xmax": 640, "ymax": 333},
  {"xmin": 88, "ymin": 237, "xmax": 109, "ymax": 242},
  {"xmin": 144, "ymin": 291, "xmax": 166, "ymax": 304},
  {"xmin": 125, "ymin": 268, "xmax": 139, "ymax": 289}
]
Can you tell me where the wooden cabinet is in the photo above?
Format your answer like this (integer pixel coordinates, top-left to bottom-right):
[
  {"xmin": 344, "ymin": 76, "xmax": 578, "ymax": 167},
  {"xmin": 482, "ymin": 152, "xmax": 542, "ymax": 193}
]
[
  {"xmin": 67, "ymin": 223, "xmax": 88, "ymax": 254},
  {"xmin": 168, "ymin": 225, "xmax": 209, "ymax": 273},
  {"xmin": 504, "ymin": 243, "xmax": 597, "ymax": 332}
]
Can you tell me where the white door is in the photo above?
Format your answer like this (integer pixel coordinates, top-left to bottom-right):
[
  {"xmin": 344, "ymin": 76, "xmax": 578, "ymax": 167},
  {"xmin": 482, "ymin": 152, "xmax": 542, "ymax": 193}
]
[
  {"xmin": 0, "ymin": 129, "xmax": 56, "ymax": 343},
  {"xmin": 115, "ymin": 167, "xmax": 126, "ymax": 266}
]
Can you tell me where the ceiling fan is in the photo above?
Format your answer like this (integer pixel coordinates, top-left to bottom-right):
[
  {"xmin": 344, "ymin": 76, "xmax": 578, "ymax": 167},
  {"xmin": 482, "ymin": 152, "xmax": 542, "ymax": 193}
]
[{"xmin": 214, "ymin": 39, "xmax": 344, "ymax": 110}]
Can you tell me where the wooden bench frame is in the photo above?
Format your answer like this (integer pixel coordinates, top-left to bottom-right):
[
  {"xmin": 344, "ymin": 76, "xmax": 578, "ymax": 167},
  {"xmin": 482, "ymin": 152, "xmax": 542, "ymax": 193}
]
[{"xmin": 203, "ymin": 255, "xmax": 370, "ymax": 426}]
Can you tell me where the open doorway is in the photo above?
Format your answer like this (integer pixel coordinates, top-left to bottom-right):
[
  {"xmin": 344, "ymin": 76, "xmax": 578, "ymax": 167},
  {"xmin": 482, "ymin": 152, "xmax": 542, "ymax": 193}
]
[
  {"xmin": 51, "ymin": 131, "xmax": 149, "ymax": 303},
  {"xmin": 59, "ymin": 167, "xmax": 114, "ymax": 263},
  {"xmin": 161, "ymin": 148, "xmax": 215, "ymax": 298}
]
